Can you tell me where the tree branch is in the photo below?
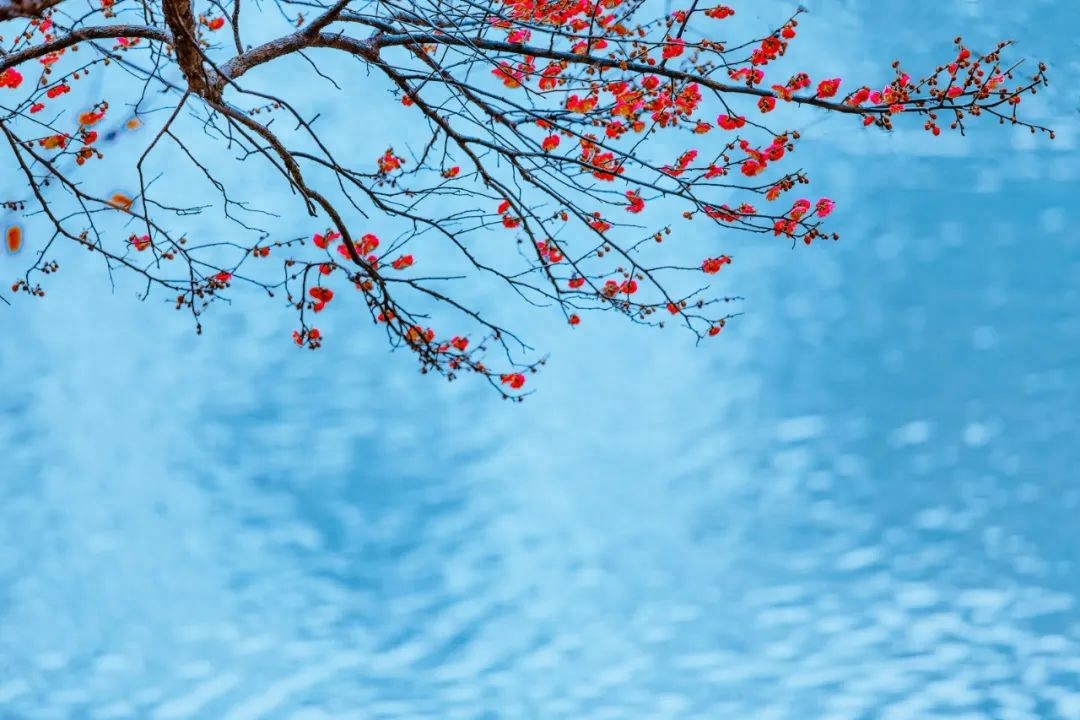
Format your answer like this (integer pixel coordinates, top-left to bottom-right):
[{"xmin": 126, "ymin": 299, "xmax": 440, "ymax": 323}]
[
  {"xmin": 0, "ymin": 25, "xmax": 171, "ymax": 72},
  {"xmin": 161, "ymin": 0, "xmax": 220, "ymax": 100},
  {"xmin": 0, "ymin": 0, "xmax": 64, "ymax": 21}
]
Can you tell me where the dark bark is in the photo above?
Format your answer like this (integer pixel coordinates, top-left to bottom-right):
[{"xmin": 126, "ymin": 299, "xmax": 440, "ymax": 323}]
[{"xmin": 161, "ymin": 0, "xmax": 220, "ymax": 101}]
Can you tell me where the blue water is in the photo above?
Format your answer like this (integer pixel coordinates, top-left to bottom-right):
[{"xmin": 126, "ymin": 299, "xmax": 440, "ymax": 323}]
[{"xmin": 2, "ymin": 0, "xmax": 1079, "ymax": 717}]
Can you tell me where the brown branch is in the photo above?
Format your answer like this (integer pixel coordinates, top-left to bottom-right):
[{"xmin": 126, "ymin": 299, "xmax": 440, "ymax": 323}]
[
  {"xmin": 0, "ymin": 0, "xmax": 64, "ymax": 21},
  {"xmin": 0, "ymin": 25, "xmax": 171, "ymax": 72},
  {"xmin": 213, "ymin": 28, "xmax": 974, "ymax": 121},
  {"xmin": 0, "ymin": 1, "xmax": 1050, "ymax": 391},
  {"xmin": 161, "ymin": 0, "xmax": 220, "ymax": 100}
]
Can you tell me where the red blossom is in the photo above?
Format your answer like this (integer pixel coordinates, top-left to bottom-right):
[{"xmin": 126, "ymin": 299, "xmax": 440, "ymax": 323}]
[
  {"xmin": 704, "ymin": 5, "xmax": 735, "ymax": 19},
  {"xmin": 0, "ymin": 68, "xmax": 23, "ymax": 89},
  {"xmin": 816, "ymin": 78, "xmax": 842, "ymax": 99},
  {"xmin": 377, "ymin": 149, "xmax": 404, "ymax": 173},
  {"xmin": 500, "ymin": 373, "xmax": 526, "ymax": 389},
  {"xmin": 702, "ymin": 256, "xmax": 732, "ymax": 274},
  {"xmin": 662, "ymin": 37, "xmax": 685, "ymax": 59},
  {"xmin": 313, "ymin": 230, "xmax": 341, "ymax": 249},
  {"xmin": 78, "ymin": 110, "xmax": 105, "ymax": 126},
  {"xmin": 45, "ymin": 84, "xmax": 70, "ymax": 99},
  {"xmin": 309, "ymin": 286, "xmax": 334, "ymax": 312},
  {"xmin": 717, "ymin": 114, "xmax": 746, "ymax": 130}
]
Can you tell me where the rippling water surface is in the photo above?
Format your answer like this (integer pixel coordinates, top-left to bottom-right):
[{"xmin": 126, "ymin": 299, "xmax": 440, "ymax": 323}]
[{"xmin": 2, "ymin": 0, "xmax": 1079, "ymax": 717}]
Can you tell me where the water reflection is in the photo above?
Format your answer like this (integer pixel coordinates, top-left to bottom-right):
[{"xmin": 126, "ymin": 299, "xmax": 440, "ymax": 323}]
[{"xmin": 2, "ymin": 0, "xmax": 1079, "ymax": 717}]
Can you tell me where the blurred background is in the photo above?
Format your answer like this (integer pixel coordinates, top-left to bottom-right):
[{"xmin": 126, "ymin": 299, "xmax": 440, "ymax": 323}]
[{"xmin": 2, "ymin": 0, "xmax": 1079, "ymax": 717}]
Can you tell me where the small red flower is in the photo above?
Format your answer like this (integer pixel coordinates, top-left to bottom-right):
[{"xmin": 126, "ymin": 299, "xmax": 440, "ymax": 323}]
[
  {"xmin": 816, "ymin": 78, "xmax": 841, "ymax": 99},
  {"xmin": 391, "ymin": 254, "xmax": 414, "ymax": 270},
  {"xmin": 815, "ymin": 198, "xmax": 836, "ymax": 218},
  {"xmin": 500, "ymin": 373, "xmax": 526, "ymax": 389},
  {"xmin": 79, "ymin": 110, "xmax": 105, "ymax": 126},
  {"xmin": 312, "ymin": 230, "xmax": 340, "ymax": 249},
  {"xmin": 662, "ymin": 37, "xmax": 685, "ymax": 59},
  {"xmin": 589, "ymin": 217, "xmax": 611, "ymax": 233},
  {"xmin": 740, "ymin": 159, "xmax": 764, "ymax": 177},
  {"xmin": 717, "ymin": 114, "xmax": 746, "ymax": 130},
  {"xmin": 359, "ymin": 233, "xmax": 379, "ymax": 254},
  {"xmin": 0, "ymin": 68, "xmax": 23, "ymax": 89},
  {"xmin": 40, "ymin": 134, "xmax": 68, "ymax": 150},
  {"xmin": 107, "ymin": 192, "xmax": 134, "ymax": 211},
  {"xmin": 790, "ymin": 198, "xmax": 811, "ymax": 218},
  {"xmin": 377, "ymin": 149, "xmax": 404, "ymax": 173},
  {"xmin": 207, "ymin": 16, "xmax": 225, "ymax": 30},
  {"xmin": 701, "ymin": 256, "xmax": 732, "ymax": 274},
  {"xmin": 492, "ymin": 63, "xmax": 523, "ymax": 88},
  {"xmin": 704, "ymin": 5, "xmax": 735, "ymax": 19},
  {"xmin": 309, "ymin": 286, "xmax": 334, "ymax": 312}
]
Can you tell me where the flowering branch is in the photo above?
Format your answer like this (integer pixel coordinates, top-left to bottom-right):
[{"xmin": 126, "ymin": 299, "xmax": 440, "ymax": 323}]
[{"xmin": 0, "ymin": 1, "xmax": 1052, "ymax": 398}]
